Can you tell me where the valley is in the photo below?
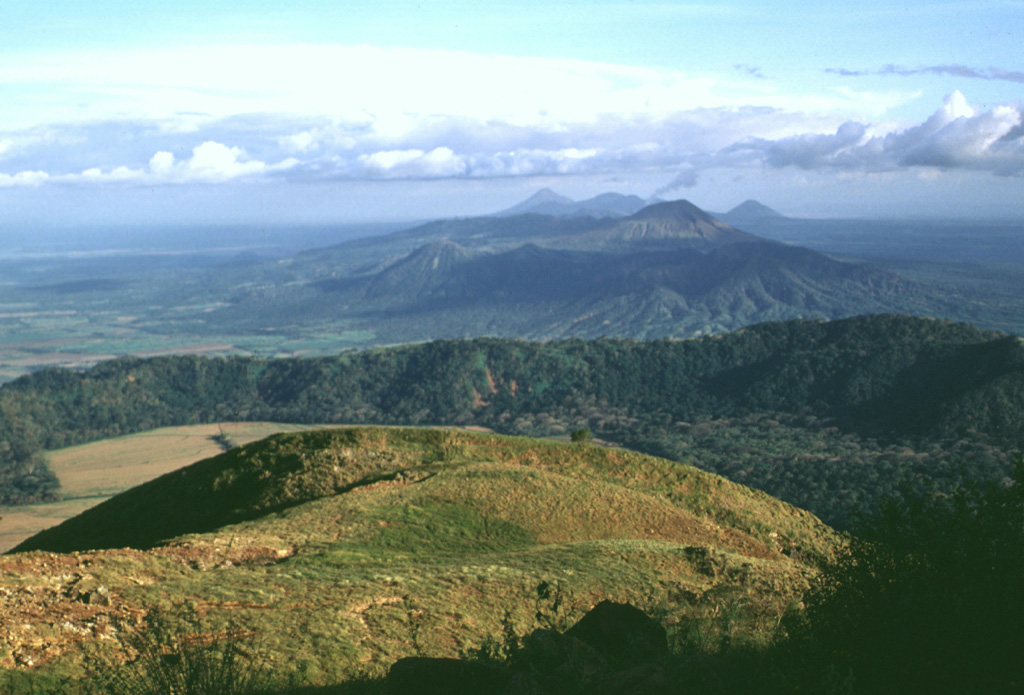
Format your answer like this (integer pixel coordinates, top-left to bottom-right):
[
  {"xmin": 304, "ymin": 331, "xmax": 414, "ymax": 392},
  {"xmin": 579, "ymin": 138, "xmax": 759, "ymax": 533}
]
[
  {"xmin": 1, "ymin": 314, "xmax": 1021, "ymax": 530},
  {"xmin": 1, "ymin": 195, "xmax": 1023, "ymax": 693},
  {"xmin": 8, "ymin": 2, "xmax": 1024, "ymax": 689},
  {"xmin": 1, "ymin": 196, "xmax": 1022, "ymax": 381}
]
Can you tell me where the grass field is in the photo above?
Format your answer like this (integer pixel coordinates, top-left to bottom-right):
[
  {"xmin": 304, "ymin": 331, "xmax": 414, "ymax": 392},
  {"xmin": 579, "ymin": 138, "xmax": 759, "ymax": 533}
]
[
  {"xmin": 0, "ymin": 422, "xmax": 331, "ymax": 552},
  {"xmin": 1, "ymin": 427, "xmax": 838, "ymax": 687}
]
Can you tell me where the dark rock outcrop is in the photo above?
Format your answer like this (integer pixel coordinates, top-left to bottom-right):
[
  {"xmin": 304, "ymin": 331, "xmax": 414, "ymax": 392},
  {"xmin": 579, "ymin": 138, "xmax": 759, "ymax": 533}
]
[
  {"xmin": 564, "ymin": 600, "xmax": 669, "ymax": 665},
  {"xmin": 385, "ymin": 601, "xmax": 670, "ymax": 694}
]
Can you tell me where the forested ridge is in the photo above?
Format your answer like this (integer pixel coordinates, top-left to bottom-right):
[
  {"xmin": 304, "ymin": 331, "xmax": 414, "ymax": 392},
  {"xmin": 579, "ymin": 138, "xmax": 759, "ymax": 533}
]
[{"xmin": 2, "ymin": 314, "xmax": 1022, "ymax": 527}]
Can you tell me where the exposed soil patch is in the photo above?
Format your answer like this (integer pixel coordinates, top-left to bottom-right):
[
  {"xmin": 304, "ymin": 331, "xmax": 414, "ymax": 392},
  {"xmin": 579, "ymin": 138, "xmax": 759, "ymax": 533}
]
[{"xmin": 0, "ymin": 541, "xmax": 293, "ymax": 669}]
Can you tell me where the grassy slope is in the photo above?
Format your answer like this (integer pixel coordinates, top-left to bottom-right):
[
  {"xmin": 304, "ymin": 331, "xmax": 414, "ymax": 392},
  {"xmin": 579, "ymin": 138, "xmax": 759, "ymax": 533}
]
[
  {"xmin": 3, "ymin": 427, "xmax": 839, "ymax": 685},
  {"xmin": 0, "ymin": 423, "xmax": 330, "ymax": 552}
]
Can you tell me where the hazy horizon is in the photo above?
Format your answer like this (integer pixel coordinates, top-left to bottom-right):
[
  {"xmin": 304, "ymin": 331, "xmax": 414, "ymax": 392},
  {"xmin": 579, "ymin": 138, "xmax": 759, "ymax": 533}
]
[{"xmin": 2, "ymin": 1, "xmax": 1023, "ymax": 231}]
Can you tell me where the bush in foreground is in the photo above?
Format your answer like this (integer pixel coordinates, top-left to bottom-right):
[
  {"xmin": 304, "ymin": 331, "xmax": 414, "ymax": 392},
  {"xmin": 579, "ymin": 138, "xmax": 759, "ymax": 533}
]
[{"xmin": 85, "ymin": 609, "xmax": 270, "ymax": 695}]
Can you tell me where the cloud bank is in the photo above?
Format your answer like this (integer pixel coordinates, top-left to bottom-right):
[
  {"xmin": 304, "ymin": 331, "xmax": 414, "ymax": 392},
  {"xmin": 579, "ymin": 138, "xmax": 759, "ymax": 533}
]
[
  {"xmin": 46, "ymin": 141, "xmax": 298, "ymax": 186},
  {"xmin": 4, "ymin": 91, "xmax": 1012, "ymax": 193},
  {"xmin": 0, "ymin": 44, "xmax": 1021, "ymax": 203},
  {"xmin": 804, "ymin": 92, "xmax": 1018, "ymax": 173},
  {"xmin": 656, "ymin": 91, "xmax": 1024, "ymax": 193}
]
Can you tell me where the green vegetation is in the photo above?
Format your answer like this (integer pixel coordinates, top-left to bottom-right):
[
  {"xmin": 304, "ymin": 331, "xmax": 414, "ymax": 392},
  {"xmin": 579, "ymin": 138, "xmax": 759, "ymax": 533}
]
[
  {"xmin": 2, "ymin": 428, "xmax": 835, "ymax": 690},
  {"xmin": 1, "ymin": 423, "xmax": 333, "ymax": 552},
  {"xmin": 84, "ymin": 609, "xmax": 270, "ymax": 695},
  {"xmin": 4, "ymin": 204, "xmax": 1024, "ymax": 391},
  {"xmin": 393, "ymin": 456, "xmax": 1024, "ymax": 694},
  {"xmin": 6, "ymin": 428, "xmax": 1018, "ymax": 693},
  {"xmin": 3, "ymin": 208, "xmax": 1023, "ymax": 692},
  {"xmin": 781, "ymin": 456, "xmax": 1024, "ymax": 694},
  {"xmin": 14, "ymin": 428, "xmax": 836, "ymax": 559},
  {"xmin": 1, "ymin": 315, "xmax": 1022, "ymax": 528}
]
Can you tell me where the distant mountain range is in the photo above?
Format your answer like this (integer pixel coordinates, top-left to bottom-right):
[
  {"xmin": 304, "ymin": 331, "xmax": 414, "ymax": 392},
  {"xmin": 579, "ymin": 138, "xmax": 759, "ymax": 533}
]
[
  {"xmin": 493, "ymin": 189, "xmax": 787, "ymax": 226},
  {"xmin": 202, "ymin": 196, "xmax": 957, "ymax": 342},
  {"xmin": 493, "ymin": 188, "xmax": 656, "ymax": 218}
]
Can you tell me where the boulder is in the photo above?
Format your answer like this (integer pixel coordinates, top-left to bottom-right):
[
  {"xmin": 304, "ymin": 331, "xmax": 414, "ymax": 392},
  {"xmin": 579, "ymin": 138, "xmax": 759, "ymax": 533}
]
[{"xmin": 564, "ymin": 601, "xmax": 668, "ymax": 665}]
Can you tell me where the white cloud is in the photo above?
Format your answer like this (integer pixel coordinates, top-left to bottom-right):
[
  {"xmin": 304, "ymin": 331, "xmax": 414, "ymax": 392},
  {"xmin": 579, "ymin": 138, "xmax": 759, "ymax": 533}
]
[
  {"xmin": 661, "ymin": 92, "xmax": 1024, "ymax": 190},
  {"xmin": 3, "ymin": 52, "xmax": 1020, "ymax": 202},
  {"xmin": 894, "ymin": 93, "xmax": 1021, "ymax": 168},
  {"xmin": 417, "ymin": 147, "xmax": 467, "ymax": 177},
  {"xmin": 475, "ymin": 148, "xmax": 603, "ymax": 177},
  {"xmin": 360, "ymin": 149, "xmax": 427, "ymax": 173},
  {"xmin": 186, "ymin": 141, "xmax": 267, "ymax": 181},
  {"xmin": 355, "ymin": 145, "xmax": 612, "ymax": 180},
  {"xmin": 0, "ymin": 43, "xmax": 914, "ymax": 134},
  {"xmin": 149, "ymin": 151, "xmax": 175, "ymax": 175},
  {"xmin": 279, "ymin": 131, "xmax": 319, "ymax": 154},
  {"xmin": 359, "ymin": 147, "xmax": 467, "ymax": 178},
  {"xmin": 0, "ymin": 170, "xmax": 48, "ymax": 187},
  {"xmin": 52, "ymin": 141, "xmax": 298, "ymax": 185},
  {"xmin": 76, "ymin": 165, "xmax": 144, "ymax": 182},
  {"xmin": 0, "ymin": 41, "xmax": 944, "ymax": 198},
  {"xmin": 756, "ymin": 121, "xmax": 869, "ymax": 169}
]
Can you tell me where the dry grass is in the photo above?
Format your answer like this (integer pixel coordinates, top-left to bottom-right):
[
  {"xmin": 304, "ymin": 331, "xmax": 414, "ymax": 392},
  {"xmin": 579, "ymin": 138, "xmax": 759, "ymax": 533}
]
[
  {"xmin": 1, "ymin": 427, "xmax": 841, "ymax": 689},
  {"xmin": 0, "ymin": 499, "xmax": 99, "ymax": 553},
  {"xmin": 47, "ymin": 423, "xmax": 329, "ymax": 499},
  {"xmin": 0, "ymin": 423, "xmax": 331, "ymax": 552}
]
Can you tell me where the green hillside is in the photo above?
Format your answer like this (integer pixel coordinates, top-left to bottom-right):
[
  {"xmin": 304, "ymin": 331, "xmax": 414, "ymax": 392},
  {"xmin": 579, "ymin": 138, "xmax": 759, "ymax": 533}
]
[
  {"xmin": 2, "ymin": 315, "xmax": 1022, "ymax": 527},
  {"xmin": 3, "ymin": 428, "xmax": 837, "ymax": 687}
]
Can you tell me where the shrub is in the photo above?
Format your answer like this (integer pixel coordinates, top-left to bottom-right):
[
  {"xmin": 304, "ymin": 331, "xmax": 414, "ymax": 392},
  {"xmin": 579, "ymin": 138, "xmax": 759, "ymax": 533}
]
[
  {"xmin": 569, "ymin": 428, "xmax": 593, "ymax": 444},
  {"xmin": 87, "ymin": 608, "xmax": 270, "ymax": 695}
]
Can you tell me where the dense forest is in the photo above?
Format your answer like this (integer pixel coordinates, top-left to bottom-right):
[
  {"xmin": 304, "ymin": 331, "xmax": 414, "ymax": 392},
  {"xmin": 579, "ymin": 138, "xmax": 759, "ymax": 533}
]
[{"xmin": 2, "ymin": 314, "xmax": 1022, "ymax": 527}]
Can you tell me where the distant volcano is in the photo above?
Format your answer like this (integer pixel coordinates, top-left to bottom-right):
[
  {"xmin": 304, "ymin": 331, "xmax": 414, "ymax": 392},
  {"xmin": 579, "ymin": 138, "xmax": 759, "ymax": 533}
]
[
  {"xmin": 557, "ymin": 199, "xmax": 759, "ymax": 250},
  {"xmin": 494, "ymin": 189, "xmax": 652, "ymax": 218},
  {"xmin": 719, "ymin": 200, "xmax": 787, "ymax": 227}
]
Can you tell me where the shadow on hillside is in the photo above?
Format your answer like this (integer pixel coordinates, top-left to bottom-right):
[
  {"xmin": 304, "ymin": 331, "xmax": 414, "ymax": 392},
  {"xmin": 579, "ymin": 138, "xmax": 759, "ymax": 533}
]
[{"xmin": 270, "ymin": 683, "xmax": 384, "ymax": 695}]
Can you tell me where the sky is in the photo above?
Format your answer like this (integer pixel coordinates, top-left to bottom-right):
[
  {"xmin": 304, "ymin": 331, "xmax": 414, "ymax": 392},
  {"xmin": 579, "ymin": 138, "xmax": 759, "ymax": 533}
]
[{"xmin": 1, "ymin": 0, "xmax": 1023, "ymax": 230}]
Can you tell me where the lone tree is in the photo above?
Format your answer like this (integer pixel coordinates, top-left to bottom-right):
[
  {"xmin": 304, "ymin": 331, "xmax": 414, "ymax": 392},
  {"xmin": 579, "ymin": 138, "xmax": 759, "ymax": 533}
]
[{"xmin": 570, "ymin": 428, "xmax": 593, "ymax": 444}]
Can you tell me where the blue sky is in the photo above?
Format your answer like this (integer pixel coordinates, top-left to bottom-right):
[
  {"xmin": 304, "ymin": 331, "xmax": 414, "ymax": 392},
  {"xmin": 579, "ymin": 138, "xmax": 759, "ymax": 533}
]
[{"xmin": 1, "ymin": 1, "xmax": 1023, "ymax": 228}]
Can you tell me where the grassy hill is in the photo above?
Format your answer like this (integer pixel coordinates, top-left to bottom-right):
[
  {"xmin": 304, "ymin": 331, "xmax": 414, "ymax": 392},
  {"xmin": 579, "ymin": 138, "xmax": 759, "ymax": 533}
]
[
  {"xmin": 0, "ymin": 422, "xmax": 332, "ymax": 552},
  {"xmin": 2, "ymin": 427, "xmax": 837, "ymax": 688}
]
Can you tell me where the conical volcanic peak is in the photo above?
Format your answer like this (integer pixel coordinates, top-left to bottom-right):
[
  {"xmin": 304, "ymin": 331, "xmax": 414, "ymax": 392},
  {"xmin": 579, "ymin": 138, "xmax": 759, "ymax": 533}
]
[
  {"xmin": 493, "ymin": 188, "xmax": 575, "ymax": 216},
  {"xmin": 727, "ymin": 199, "xmax": 785, "ymax": 220},
  {"xmin": 628, "ymin": 199, "xmax": 719, "ymax": 223},
  {"xmin": 591, "ymin": 199, "xmax": 760, "ymax": 249},
  {"xmin": 517, "ymin": 187, "xmax": 573, "ymax": 206}
]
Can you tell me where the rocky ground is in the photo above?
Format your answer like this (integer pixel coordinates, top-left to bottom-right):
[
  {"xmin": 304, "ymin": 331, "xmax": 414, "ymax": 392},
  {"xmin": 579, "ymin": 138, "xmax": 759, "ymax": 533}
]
[{"xmin": 0, "ymin": 541, "xmax": 292, "ymax": 670}]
